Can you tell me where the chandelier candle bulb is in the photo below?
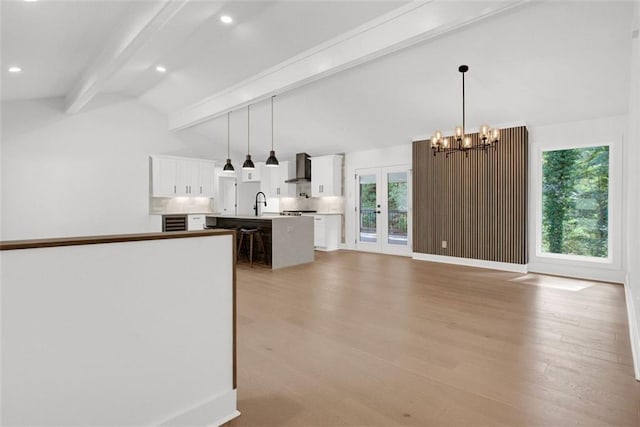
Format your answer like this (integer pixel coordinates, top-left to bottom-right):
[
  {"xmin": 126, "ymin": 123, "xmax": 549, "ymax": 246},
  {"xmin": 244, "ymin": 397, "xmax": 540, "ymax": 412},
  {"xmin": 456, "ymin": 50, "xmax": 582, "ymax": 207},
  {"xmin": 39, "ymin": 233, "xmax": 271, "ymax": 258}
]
[
  {"xmin": 455, "ymin": 126, "xmax": 463, "ymax": 138},
  {"xmin": 464, "ymin": 136, "xmax": 471, "ymax": 148},
  {"xmin": 492, "ymin": 128, "xmax": 500, "ymax": 141}
]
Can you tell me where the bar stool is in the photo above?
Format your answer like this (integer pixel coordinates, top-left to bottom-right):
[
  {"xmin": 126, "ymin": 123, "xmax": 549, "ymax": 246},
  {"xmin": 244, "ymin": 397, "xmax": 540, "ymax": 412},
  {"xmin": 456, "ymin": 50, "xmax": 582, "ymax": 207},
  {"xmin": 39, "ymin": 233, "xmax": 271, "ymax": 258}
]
[{"xmin": 237, "ymin": 228, "xmax": 269, "ymax": 267}]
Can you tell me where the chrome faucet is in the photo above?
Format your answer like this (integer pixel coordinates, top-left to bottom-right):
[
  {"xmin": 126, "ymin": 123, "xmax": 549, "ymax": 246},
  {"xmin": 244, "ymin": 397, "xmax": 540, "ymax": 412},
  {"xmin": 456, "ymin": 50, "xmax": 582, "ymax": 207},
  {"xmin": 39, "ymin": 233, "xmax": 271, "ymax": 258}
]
[{"xmin": 254, "ymin": 191, "xmax": 267, "ymax": 216}]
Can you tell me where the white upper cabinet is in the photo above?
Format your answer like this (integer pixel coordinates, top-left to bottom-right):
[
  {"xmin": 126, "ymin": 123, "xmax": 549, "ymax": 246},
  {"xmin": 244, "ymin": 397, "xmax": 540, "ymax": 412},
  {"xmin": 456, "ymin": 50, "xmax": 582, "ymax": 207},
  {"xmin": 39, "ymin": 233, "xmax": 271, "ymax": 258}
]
[
  {"xmin": 311, "ymin": 155, "xmax": 343, "ymax": 197},
  {"xmin": 197, "ymin": 160, "xmax": 216, "ymax": 197},
  {"xmin": 259, "ymin": 163, "xmax": 271, "ymax": 195},
  {"xmin": 267, "ymin": 160, "xmax": 295, "ymax": 198},
  {"xmin": 151, "ymin": 156, "xmax": 178, "ymax": 197},
  {"xmin": 176, "ymin": 158, "xmax": 199, "ymax": 196},
  {"xmin": 235, "ymin": 161, "xmax": 296, "ymax": 198},
  {"xmin": 150, "ymin": 155, "xmax": 215, "ymax": 198},
  {"xmin": 241, "ymin": 162, "xmax": 263, "ymax": 182}
]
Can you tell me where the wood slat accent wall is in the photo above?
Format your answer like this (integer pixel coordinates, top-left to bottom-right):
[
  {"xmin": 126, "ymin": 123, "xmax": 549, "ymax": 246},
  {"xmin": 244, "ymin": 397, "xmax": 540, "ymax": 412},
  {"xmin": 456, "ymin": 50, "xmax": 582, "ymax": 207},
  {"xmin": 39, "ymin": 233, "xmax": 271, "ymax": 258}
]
[{"xmin": 412, "ymin": 126, "xmax": 528, "ymax": 264}]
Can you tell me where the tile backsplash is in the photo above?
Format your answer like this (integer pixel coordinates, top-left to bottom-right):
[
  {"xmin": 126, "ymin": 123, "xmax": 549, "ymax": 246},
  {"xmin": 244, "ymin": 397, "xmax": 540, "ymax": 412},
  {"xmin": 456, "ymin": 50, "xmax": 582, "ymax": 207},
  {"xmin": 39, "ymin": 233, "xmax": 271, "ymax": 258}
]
[
  {"xmin": 149, "ymin": 197, "xmax": 215, "ymax": 214},
  {"xmin": 149, "ymin": 192, "xmax": 344, "ymax": 215},
  {"xmin": 279, "ymin": 196, "xmax": 344, "ymax": 213}
]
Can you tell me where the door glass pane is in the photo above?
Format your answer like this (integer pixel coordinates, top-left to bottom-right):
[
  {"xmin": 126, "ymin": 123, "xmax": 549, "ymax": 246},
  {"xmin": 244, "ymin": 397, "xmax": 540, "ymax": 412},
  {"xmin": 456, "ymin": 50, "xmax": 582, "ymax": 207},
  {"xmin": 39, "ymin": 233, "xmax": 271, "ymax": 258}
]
[
  {"xmin": 359, "ymin": 174, "xmax": 377, "ymax": 243},
  {"xmin": 541, "ymin": 146, "xmax": 609, "ymax": 257},
  {"xmin": 387, "ymin": 172, "xmax": 408, "ymax": 245}
]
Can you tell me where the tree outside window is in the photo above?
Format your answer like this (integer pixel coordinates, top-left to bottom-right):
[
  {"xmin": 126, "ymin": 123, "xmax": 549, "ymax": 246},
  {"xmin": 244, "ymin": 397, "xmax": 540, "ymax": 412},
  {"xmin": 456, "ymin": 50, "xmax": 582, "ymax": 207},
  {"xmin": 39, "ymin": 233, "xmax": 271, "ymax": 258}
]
[{"xmin": 542, "ymin": 146, "xmax": 609, "ymax": 258}]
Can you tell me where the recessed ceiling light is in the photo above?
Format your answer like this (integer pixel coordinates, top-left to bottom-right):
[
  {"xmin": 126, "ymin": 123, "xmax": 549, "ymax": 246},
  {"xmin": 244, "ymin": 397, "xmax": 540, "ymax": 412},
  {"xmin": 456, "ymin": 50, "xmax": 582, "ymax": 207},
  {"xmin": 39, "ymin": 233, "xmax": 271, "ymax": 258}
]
[
  {"xmin": 155, "ymin": 65, "xmax": 167, "ymax": 73},
  {"xmin": 8, "ymin": 66, "xmax": 22, "ymax": 73},
  {"xmin": 220, "ymin": 15, "xmax": 233, "ymax": 24}
]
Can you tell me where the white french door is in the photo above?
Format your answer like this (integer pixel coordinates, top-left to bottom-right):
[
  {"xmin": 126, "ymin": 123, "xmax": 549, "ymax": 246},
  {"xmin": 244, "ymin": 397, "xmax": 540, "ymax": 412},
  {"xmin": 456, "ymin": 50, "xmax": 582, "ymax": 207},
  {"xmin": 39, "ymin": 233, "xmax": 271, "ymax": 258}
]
[{"xmin": 355, "ymin": 166, "xmax": 412, "ymax": 256}]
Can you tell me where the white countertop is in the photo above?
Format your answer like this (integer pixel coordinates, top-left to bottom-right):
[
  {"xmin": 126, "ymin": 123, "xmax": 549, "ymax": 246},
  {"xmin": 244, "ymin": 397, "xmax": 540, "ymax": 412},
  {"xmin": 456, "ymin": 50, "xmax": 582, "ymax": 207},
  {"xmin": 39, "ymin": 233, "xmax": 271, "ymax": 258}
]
[
  {"xmin": 207, "ymin": 214, "xmax": 309, "ymax": 220},
  {"xmin": 150, "ymin": 212, "xmax": 218, "ymax": 216}
]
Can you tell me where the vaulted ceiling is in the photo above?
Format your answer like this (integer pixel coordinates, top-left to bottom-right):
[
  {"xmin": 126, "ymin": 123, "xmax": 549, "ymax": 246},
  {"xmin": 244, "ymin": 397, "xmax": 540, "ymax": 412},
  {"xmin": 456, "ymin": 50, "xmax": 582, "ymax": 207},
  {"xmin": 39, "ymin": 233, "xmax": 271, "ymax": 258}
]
[{"xmin": 1, "ymin": 0, "xmax": 635, "ymax": 162}]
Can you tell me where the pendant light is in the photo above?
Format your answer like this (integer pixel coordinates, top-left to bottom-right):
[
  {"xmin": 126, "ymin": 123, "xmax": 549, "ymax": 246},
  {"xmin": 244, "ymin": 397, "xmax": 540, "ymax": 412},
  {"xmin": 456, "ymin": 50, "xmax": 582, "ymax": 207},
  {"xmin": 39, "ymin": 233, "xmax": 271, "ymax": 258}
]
[
  {"xmin": 242, "ymin": 104, "xmax": 255, "ymax": 170},
  {"xmin": 265, "ymin": 95, "xmax": 279, "ymax": 167},
  {"xmin": 222, "ymin": 111, "xmax": 235, "ymax": 172}
]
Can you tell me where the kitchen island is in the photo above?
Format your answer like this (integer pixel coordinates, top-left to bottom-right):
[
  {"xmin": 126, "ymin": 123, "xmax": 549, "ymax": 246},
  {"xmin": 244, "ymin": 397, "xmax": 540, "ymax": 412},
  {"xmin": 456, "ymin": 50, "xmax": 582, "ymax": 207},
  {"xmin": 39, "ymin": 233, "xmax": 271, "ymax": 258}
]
[{"xmin": 206, "ymin": 215, "xmax": 314, "ymax": 269}]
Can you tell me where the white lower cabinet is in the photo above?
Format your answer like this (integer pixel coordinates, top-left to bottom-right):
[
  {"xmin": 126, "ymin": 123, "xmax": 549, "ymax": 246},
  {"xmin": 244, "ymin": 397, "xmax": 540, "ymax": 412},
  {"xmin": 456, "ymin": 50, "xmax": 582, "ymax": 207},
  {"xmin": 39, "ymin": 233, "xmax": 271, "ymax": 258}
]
[
  {"xmin": 308, "ymin": 214, "xmax": 341, "ymax": 251},
  {"xmin": 187, "ymin": 214, "xmax": 206, "ymax": 231},
  {"xmin": 314, "ymin": 216, "xmax": 326, "ymax": 247}
]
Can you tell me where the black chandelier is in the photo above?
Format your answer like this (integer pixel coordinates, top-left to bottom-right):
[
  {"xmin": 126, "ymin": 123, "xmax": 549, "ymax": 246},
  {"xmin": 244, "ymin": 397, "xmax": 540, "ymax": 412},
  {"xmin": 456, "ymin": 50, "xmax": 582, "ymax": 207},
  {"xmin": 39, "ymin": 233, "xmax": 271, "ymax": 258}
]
[{"xmin": 431, "ymin": 65, "xmax": 500, "ymax": 157}]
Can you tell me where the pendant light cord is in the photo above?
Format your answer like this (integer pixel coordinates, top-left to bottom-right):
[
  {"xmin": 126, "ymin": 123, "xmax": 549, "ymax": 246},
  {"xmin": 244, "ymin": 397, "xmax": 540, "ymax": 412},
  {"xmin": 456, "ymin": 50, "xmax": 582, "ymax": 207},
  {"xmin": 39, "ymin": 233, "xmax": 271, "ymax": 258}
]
[
  {"xmin": 227, "ymin": 111, "xmax": 230, "ymax": 157},
  {"xmin": 247, "ymin": 104, "xmax": 251, "ymax": 154},
  {"xmin": 462, "ymin": 70, "xmax": 466, "ymax": 135},
  {"xmin": 271, "ymin": 96, "xmax": 275, "ymax": 151}
]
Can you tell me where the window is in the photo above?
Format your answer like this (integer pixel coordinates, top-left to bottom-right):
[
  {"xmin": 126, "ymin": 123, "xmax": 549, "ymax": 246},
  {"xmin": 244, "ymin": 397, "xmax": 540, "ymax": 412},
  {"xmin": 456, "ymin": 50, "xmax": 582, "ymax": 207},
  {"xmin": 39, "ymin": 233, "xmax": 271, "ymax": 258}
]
[
  {"xmin": 541, "ymin": 145, "xmax": 609, "ymax": 258},
  {"xmin": 387, "ymin": 172, "xmax": 408, "ymax": 245}
]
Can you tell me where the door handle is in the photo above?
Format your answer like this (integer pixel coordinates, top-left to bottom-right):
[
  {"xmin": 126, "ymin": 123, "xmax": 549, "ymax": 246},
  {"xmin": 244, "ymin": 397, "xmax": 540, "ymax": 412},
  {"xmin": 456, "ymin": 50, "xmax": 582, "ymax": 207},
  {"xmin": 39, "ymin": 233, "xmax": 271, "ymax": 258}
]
[{"xmin": 376, "ymin": 210, "xmax": 381, "ymax": 214}]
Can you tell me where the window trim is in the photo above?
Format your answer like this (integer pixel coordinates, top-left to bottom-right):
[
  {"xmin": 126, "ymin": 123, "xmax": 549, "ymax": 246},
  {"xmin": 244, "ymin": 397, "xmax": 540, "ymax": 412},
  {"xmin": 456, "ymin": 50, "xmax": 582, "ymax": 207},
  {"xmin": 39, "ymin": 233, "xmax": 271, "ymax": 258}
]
[{"xmin": 532, "ymin": 140, "xmax": 622, "ymax": 271}]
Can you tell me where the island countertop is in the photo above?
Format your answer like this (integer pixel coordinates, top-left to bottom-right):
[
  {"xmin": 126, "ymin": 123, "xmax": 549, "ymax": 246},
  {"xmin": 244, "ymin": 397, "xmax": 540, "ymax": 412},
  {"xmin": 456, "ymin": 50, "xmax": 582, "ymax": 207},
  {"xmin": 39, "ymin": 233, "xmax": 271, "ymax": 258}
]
[{"xmin": 206, "ymin": 214, "xmax": 305, "ymax": 220}]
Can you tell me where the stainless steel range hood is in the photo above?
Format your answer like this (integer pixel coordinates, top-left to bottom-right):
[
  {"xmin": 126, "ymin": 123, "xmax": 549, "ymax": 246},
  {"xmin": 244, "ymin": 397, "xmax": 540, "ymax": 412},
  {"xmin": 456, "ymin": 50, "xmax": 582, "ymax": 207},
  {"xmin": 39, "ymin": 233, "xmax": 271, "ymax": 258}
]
[{"xmin": 284, "ymin": 153, "xmax": 311, "ymax": 183}]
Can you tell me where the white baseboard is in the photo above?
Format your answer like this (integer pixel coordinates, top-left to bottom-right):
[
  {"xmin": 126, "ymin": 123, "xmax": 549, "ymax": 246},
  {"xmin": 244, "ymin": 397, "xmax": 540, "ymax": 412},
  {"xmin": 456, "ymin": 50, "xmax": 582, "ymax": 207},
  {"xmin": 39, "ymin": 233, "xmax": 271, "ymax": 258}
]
[
  {"xmin": 528, "ymin": 261, "xmax": 626, "ymax": 284},
  {"xmin": 412, "ymin": 252, "xmax": 528, "ymax": 273},
  {"xmin": 211, "ymin": 410, "xmax": 242, "ymax": 427},
  {"xmin": 624, "ymin": 276, "xmax": 640, "ymax": 381},
  {"xmin": 157, "ymin": 389, "xmax": 239, "ymax": 427}
]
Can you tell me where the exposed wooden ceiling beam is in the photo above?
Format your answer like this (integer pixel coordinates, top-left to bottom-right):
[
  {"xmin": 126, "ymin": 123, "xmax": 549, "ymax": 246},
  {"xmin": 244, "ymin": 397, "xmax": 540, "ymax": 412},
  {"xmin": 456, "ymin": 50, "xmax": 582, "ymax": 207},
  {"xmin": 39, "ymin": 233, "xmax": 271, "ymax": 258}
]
[
  {"xmin": 64, "ymin": 0, "xmax": 190, "ymax": 114},
  {"xmin": 168, "ymin": 0, "xmax": 530, "ymax": 131}
]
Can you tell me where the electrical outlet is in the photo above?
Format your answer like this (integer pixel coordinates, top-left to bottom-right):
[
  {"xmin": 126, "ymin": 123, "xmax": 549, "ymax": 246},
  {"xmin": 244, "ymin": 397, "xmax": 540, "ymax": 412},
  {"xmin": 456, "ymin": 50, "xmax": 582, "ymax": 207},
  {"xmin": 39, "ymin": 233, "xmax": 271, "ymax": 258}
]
[{"xmin": 442, "ymin": 240, "xmax": 447, "ymax": 249}]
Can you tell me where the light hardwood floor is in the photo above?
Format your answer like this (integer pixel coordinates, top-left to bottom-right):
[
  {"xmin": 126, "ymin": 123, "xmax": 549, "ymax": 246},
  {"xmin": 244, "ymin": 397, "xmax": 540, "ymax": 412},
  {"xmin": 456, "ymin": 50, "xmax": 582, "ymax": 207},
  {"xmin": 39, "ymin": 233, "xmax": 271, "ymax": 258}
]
[{"xmin": 227, "ymin": 251, "xmax": 640, "ymax": 426}]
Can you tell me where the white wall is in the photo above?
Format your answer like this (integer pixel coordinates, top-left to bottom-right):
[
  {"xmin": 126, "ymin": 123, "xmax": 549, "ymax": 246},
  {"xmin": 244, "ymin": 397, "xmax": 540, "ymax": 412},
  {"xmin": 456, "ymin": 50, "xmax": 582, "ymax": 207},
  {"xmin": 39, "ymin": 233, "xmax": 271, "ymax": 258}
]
[
  {"xmin": 343, "ymin": 144, "xmax": 412, "ymax": 249},
  {"xmin": 1, "ymin": 95, "xmax": 213, "ymax": 240},
  {"xmin": 624, "ymin": 0, "xmax": 640, "ymax": 379},
  {"xmin": 527, "ymin": 115, "xmax": 627, "ymax": 283},
  {"xmin": 1, "ymin": 233, "xmax": 237, "ymax": 426}
]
